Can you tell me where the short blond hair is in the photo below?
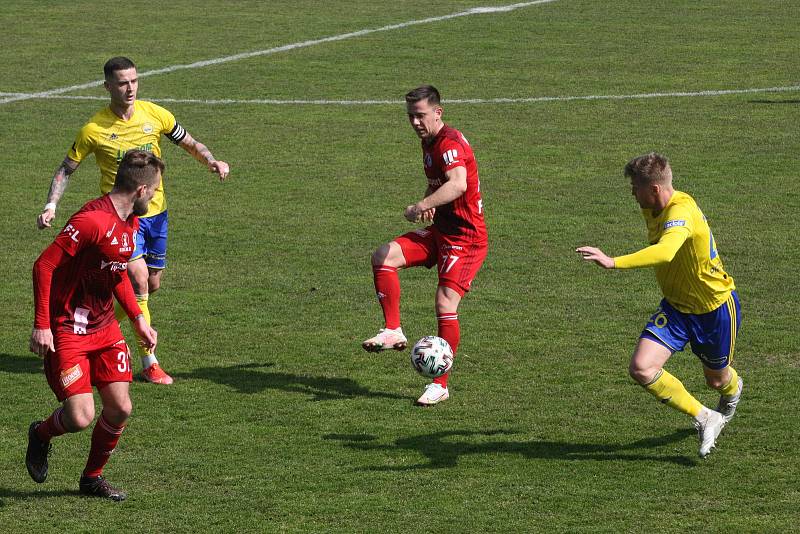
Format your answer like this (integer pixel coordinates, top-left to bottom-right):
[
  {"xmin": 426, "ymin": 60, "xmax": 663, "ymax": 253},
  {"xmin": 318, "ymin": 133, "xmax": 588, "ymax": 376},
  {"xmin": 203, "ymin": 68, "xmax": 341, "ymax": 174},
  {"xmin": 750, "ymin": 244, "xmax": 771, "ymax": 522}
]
[{"xmin": 624, "ymin": 152, "xmax": 672, "ymax": 185}]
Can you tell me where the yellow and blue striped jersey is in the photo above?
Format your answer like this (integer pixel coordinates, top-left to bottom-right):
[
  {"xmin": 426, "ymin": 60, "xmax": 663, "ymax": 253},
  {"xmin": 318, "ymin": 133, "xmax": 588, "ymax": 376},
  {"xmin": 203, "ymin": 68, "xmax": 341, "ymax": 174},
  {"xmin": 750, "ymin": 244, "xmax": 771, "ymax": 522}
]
[
  {"xmin": 614, "ymin": 190, "xmax": 734, "ymax": 314},
  {"xmin": 68, "ymin": 100, "xmax": 183, "ymax": 218}
]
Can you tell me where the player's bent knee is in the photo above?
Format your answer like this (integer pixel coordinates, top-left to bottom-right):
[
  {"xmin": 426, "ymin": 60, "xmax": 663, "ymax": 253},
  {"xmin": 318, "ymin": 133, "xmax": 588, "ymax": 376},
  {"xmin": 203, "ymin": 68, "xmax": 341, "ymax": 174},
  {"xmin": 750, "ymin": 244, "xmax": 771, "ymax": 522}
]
[
  {"xmin": 628, "ymin": 363, "xmax": 656, "ymax": 386},
  {"xmin": 64, "ymin": 406, "xmax": 95, "ymax": 431},
  {"xmin": 372, "ymin": 242, "xmax": 404, "ymax": 268},
  {"xmin": 104, "ymin": 401, "xmax": 133, "ymax": 423}
]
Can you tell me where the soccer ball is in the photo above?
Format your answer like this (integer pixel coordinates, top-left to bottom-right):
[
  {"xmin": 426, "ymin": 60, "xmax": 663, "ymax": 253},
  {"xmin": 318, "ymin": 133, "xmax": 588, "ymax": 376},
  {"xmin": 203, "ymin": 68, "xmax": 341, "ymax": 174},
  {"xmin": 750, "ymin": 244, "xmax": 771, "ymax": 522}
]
[{"xmin": 410, "ymin": 336, "xmax": 453, "ymax": 378}]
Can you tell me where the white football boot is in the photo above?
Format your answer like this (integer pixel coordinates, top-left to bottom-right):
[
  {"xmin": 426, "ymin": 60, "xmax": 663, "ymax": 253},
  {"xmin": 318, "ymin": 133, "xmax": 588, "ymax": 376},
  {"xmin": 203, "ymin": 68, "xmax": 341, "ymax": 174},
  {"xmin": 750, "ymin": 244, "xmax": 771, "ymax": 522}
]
[
  {"xmin": 416, "ymin": 383, "xmax": 449, "ymax": 406},
  {"xmin": 362, "ymin": 327, "xmax": 408, "ymax": 352},
  {"xmin": 694, "ymin": 408, "xmax": 726, "ymax": 458}
]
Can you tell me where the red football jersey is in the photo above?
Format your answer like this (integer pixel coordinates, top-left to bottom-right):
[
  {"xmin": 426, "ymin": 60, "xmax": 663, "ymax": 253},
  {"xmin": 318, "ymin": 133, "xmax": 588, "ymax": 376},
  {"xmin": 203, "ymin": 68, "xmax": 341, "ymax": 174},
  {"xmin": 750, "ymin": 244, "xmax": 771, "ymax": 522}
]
[
  {"xmin": 38, "ymin": 195, "xmax": 138, "ymax": 334},
  {"xmin": 422, "ymin": 124, "xmax": 487, "ymax": 244}
]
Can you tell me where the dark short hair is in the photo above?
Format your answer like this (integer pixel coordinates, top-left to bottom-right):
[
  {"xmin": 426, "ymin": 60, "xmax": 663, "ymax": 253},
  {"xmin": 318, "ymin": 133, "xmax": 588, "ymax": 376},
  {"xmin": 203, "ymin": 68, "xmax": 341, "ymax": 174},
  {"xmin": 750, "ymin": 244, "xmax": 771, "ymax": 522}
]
[
  {"xmin": 114, "ymin": 150, "xmax": 164, "ymax": 192},
  {"xmin": 624, "ymin": 152, "xmax": 672, "ymax": 184},
  {"xmin": 104, "ymin": 57, "xmax": 136, "ymax": 80},
  {"xmin": 405, "ymin": 85, "xmax": 441, "ymax": 106}
]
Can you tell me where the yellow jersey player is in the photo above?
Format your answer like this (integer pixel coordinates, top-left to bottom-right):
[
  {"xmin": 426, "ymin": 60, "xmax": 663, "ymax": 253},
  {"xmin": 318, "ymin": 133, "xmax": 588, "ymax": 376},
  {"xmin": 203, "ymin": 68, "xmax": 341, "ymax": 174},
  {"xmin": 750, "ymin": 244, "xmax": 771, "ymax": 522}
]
[
  {"xmin": 576, "ymin": 152, "xmax": 742, "ymax": 458},
  {"xmin": 37, "ymin": 57, "xmax": 230, "ymax": 385}
]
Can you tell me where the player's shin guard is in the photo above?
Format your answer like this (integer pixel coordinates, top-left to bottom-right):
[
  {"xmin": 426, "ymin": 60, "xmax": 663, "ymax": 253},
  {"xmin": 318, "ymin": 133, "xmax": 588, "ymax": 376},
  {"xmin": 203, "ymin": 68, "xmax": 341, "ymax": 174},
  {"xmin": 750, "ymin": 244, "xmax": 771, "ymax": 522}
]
[
  {"xmin": 36, "ymin": 407, "xmax": 68, "ymax": 442},
  {"xmin": 373, "ymin": 265, "xmax": 401, "ymax": 330},
  {"xmin": 644, "ymin": 369, "xmax": 703, "ymax": 417},
  {"xmin": 716, "ymin": 366, "xmax": 740, "ymax": 396},
  {"xmin": 434, "ymin": 313, "xmax": 459, "ymax": 388},
  {"xmin": 83, "ymin": 413, "xmax": 125, "ymax": 478}
]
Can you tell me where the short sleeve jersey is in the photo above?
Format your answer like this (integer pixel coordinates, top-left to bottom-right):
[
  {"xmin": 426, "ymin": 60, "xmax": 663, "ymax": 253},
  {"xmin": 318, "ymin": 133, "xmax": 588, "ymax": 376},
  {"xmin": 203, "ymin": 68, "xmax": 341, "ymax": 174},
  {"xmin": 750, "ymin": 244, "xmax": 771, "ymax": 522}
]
[
  {"xmin": 48, "ymin": 195, "xmax": 139, "ymax": 334},
  {"xmin": 423, "ymin": 125, "xmax": 487, "ymax": 244},
  {"xmin": 68, "ymin": 100, "xmax": 180, "ymax": 218},
  {"xmin": 642, "ymin": 190, "xmax": 735, "ymax": 314}
]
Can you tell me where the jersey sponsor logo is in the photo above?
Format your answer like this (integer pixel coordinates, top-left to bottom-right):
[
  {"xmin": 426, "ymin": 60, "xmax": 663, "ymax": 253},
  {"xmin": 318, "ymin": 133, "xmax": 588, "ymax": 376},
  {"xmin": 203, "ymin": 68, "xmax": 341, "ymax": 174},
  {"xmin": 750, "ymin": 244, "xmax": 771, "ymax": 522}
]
[
  {"xmin": 60, "ymin": 364, "xmax": 83, "ymax": 389},
  {"xmin": 111, "ymin": 236, "xmax": 118, "ymax": 245},
  {"xmin": 109, "ymin": 133, "xmax": 118, "ymax": 140},
  {"xmin": 424, "ymin": 153, "xmax": 433, "ymax": 168},
  {"xmin": 115, "ymin": 144, "xmax": 154, "ymax": 163},
  {"xmin": 62, "ymin": 223, "xmax": 80, "ymax": 243},
  {"xmin": 663, "ymin": 220, "xmax": 686, "ymax": 229},
  {"xmin": 143, "ymin": 123, "xmax": 154, "ymax": 134},
  {"xmin": 427, "ymin": 177, "xmax": 444, "ymax": 187},
  {"xmin": 442, "ymin": 149, "xmax": 459, "ymax": 166},
  {"xmin": 101, "ymin": 260, "xmax": 128, "ymax": 272}
]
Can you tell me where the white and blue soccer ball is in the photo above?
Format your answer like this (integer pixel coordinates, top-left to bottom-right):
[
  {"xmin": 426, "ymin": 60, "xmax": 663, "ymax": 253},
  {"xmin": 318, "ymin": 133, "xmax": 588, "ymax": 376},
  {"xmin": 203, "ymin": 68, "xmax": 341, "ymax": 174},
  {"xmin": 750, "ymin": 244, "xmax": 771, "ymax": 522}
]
[{"xmin": 410, "ymin": 336, "xmax": 453, "ymax": 378}]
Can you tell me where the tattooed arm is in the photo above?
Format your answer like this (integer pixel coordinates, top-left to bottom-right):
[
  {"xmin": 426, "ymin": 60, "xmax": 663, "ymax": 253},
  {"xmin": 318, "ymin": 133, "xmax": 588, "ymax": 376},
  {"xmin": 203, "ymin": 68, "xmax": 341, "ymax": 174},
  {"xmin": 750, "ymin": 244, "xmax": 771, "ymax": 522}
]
[
  {"xmin": 178, "ymin": 132, "xmax": 230, "ymax": 181},
  {"xmin": 37, "ymin": 157, "xmax": 80, "ymax": 229}
]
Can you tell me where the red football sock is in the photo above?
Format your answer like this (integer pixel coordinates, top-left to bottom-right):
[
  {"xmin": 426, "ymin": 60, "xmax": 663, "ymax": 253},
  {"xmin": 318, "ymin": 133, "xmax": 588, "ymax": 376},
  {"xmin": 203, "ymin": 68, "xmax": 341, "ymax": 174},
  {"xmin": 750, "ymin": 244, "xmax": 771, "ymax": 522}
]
[
  {"xmin": 373, "ymin": 265, "xmax": 401, "ymax": 329},
  {"xmin": 434, "ymin": 313, "xmax": 460, "ymax": 388},
  {"xmin": 83, "ymin": 412, "xmax": 125, "ymax": 478},
  {"xmin": 36, "ymin": 407, "xmax": 68, "ymax": 442}
]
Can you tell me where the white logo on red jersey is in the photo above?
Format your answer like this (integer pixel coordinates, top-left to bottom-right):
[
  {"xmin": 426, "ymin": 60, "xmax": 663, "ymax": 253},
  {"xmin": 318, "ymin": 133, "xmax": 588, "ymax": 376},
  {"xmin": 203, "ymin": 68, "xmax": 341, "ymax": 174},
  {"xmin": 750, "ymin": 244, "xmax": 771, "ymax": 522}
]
[
  {"xmin": 111, "ymin": 236, "xmax": 118, "ymax": 245},
  {"xmin": 106, "ymin": 223, "xmax": 117, "ymax": 237},
  {"xmin": 443, "ymin": 149, "xmax": 459, "ymax": 166},
  {"xmin": 101, "ymin": 260, "xmax": 128, "ymax": 272},
  {"xmin": 119, "ymin": 232, "xmax": 131, "ymax": 253},
  {"xmin": 63, "ymin": 224, "xmax": 80, "ymax": 243}
]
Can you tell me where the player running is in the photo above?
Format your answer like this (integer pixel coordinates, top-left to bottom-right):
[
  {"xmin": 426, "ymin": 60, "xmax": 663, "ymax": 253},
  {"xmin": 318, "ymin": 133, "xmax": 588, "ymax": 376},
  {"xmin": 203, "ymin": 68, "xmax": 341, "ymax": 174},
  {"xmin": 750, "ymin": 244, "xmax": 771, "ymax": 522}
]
[
  {"xmin": 577, "ymin": 152, "xmax": 743, "ymax": 458},
  {"xmin": 36, "ymin": 56, "xmax": 230, "ymax": 385},
  {"xmin": 27, "ymin": 150, "xmax": 161, "ymax": 500},
  {"xmin": 363, "ymin": 85, "xmax": 488, "ymax": 406}
]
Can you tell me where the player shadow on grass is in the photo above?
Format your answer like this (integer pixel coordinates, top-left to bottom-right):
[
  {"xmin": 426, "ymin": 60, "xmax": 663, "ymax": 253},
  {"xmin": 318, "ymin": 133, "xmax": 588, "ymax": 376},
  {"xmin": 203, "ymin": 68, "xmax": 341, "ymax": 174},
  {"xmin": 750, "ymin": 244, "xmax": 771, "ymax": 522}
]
[
  {"xmin": 0, "ymin": 487, "xmax": 78, "ymax": 504},
  {"xmin": 172, "ymin": 362, "xmax": 406, "ymax": 401},
  {"xmin": 0, "ymin": 353, "xmax": 43, "ymax": 375},
  {"xmin": 324, "ymin": 428, "xmax": 698, "ymax": 469},
  {"xmin": 748, "ymin": 99, "xmax": 800, "ymax": 104}
]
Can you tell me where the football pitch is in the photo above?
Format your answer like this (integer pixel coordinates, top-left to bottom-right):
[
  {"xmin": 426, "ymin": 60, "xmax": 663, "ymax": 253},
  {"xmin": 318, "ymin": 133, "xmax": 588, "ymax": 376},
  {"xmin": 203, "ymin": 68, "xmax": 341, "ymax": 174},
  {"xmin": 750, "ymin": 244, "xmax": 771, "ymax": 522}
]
[{"xmin": 1, "ymin": 0, "xmax": 798, "ymax": 531}]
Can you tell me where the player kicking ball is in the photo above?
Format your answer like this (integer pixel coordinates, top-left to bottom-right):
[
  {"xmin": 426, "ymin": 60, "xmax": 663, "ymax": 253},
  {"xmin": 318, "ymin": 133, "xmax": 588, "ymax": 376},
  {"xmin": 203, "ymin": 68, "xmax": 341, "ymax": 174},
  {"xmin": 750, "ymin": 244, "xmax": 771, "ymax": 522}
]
[
  {"xmin": 27, "ymin": 151, "xmax": 160, "ymax": 500},
  {"xmin": 577, "ymin": 152, "xmax": 743, "ymax": 458},
  {"xmin": 363, "ymin": 85, "xmax": 488, "ymax": 406}
]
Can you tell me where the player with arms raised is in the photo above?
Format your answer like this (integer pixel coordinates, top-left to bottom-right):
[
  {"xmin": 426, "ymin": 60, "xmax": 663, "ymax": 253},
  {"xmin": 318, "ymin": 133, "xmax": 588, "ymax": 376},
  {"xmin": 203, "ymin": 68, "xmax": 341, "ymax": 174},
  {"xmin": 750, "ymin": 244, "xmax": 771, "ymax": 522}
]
[
  {"xmin": 27, "ymin": 150, "xmax": 161, "ymax": 500},
  {"xmin": 36, "ymin": 56, "xmax": 230, "ymax": 385},
  {"xmin": 577, "ymin": 152, "xmax": 743, "ymax": 458},
  {"xmin": 363, "ymin": 85, "xmax": 488, "ymax": 406}
]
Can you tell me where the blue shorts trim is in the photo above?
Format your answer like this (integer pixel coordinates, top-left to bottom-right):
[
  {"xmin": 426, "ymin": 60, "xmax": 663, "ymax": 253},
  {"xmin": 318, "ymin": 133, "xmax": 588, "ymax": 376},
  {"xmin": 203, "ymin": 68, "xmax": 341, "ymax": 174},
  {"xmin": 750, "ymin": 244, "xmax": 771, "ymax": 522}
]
[
  {"xmin": 131, "ymin": 211, "xmax": 168, "ymax": 269},
  {"xmin": 639, "ymin": 291, "xmax": 741, "ymax": 370}
]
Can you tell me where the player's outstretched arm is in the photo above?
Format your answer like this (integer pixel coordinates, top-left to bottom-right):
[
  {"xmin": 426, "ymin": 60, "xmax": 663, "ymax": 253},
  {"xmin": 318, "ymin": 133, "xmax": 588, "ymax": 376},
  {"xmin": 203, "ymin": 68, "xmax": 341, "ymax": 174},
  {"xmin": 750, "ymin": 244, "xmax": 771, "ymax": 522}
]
[
  {"xmin": 37, "ymin": 157, "xmax": 79, "ymax": 229},
  {"xmin": 178, "ymin": 132, "xmax": 230, "ymax": 181},
  {"xmin": 576, "ymin": 246, "xmax": 615, "ymax": 269}
]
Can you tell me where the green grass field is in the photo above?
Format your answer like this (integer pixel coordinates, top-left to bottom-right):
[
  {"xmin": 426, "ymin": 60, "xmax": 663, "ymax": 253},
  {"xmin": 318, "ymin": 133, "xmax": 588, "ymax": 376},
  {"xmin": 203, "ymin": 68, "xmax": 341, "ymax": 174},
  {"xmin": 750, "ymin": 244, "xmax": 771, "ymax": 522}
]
[{"xmin": 1, "ymin": 1, "xmax": 798, "ymax": 531}]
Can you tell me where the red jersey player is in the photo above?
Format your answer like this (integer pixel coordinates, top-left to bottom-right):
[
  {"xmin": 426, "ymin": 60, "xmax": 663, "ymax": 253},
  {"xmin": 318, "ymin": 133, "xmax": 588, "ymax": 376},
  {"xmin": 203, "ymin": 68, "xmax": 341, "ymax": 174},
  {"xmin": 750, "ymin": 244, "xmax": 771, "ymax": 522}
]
[
  {"xmin": 27, "ymin": 150, "xmax": 160, "ymax": 501},
  {"xmin": 363, "ymin": 85, "xmax": 488, "ymax": 406}
]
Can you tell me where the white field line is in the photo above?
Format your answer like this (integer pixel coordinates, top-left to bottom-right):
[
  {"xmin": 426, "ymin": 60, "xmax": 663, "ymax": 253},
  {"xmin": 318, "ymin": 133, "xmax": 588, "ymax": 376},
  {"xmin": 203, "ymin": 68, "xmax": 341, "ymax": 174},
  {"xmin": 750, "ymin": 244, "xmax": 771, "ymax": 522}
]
[
  {"xmin": 3, "ymin": 85, "xmax": 798, "ymax": 106},
  {"xmin": 0, "ymin": 0, "xmax": 557, "ymax": 105}
]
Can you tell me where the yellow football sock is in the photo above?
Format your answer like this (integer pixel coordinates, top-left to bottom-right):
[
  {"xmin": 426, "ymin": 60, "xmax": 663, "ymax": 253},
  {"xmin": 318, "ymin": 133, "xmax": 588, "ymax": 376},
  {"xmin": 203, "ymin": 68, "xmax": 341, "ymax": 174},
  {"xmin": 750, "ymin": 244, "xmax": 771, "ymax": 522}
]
[
  {"xmin": 716, "ymin": 366, "xmax": 740, "ymax": 396},
  {"xmin": 644, "ymin": 369, "xmax": 703, "ymax": 417},
  {"xmin": 114, "ymin": 299, "xmax": 127, "ymax": 323},
  {"xmin": 134, "ymin": 294, "xmax": 154, "ymax": 359}
]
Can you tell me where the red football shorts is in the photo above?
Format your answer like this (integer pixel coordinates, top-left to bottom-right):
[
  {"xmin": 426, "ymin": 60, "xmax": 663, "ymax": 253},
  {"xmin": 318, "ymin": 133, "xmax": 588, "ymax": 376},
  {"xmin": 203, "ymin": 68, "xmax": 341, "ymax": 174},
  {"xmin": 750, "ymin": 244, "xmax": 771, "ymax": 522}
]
[
  {"xmin": 44, "ymin": 322, "xmax": 133, "ymax": 402},
  {"xmin": 395, "ymin": 226, "xmax": 487, "ymax": 296}
]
